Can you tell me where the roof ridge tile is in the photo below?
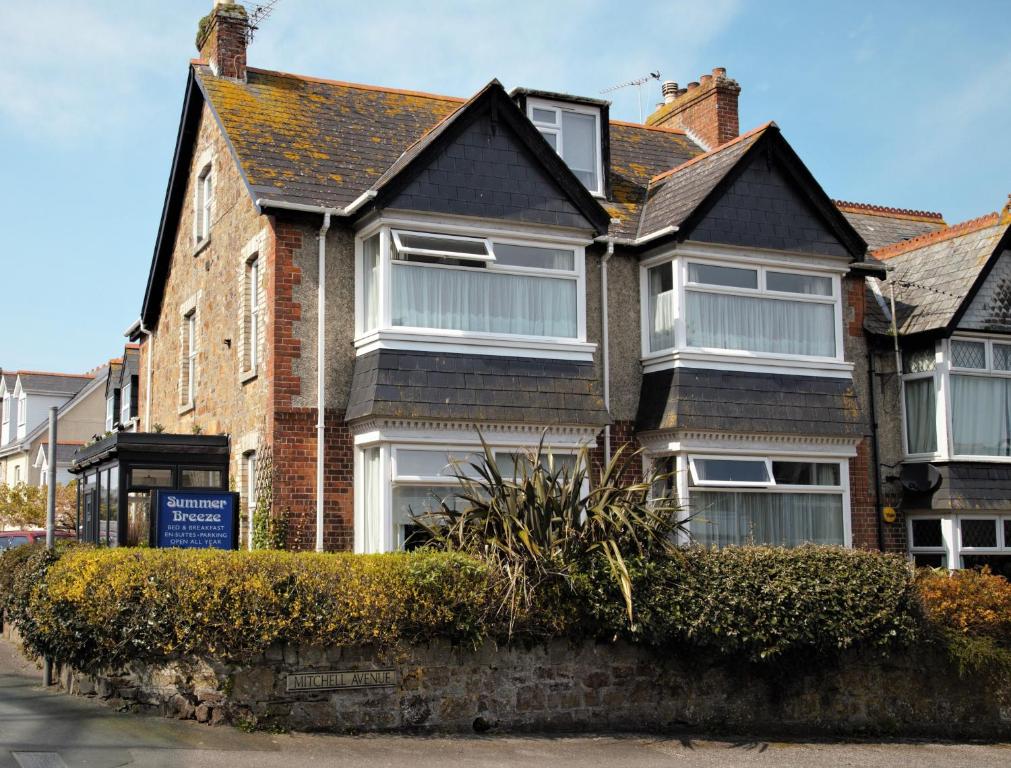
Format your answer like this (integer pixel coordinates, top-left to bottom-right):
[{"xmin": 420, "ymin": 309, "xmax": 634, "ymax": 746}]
[
  {"xmin": 835, "ymin": 199, "xmax": 945, "ymax": 223},
  {"xmin": 873, "ymin": 212, "xmax": 1002, "ymax": 260}
]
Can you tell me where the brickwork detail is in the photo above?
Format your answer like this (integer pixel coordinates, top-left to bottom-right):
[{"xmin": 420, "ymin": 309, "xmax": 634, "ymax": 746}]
[
  {"xmin": 647, "ymin": 69, "xmax": 741, "ymax": 149},
  {"xmin": 197, "ymin": 4, "xmax": 248, "ymax": 81},
  {"xmin": 588, "ymin": 421, "xmax": 641, "ymax": 485}
]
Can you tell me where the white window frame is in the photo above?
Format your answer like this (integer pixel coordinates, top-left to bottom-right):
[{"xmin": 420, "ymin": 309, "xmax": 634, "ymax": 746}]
[
  {"xmin": 903, "ymin": 334, "xmax": 1011, "ymax": 464},
  {"xmin": 247, "ymin": 255, "xmax": 260, "ymax": 372},
  {"xmin": 899, "ymin": 342, "xmax": 943, "ymax": 460},
  {"xmin": 390, "ymin": 230, "xmax": 494, "ymax": 263},
  {"xmin": 907, "ymin": 515, "xmax": 951, "ymax": 568},
  {"xmin": 1, "ymin": 395, "xmax": 8, "ymax": 427},
  {"xmin": 194, "ymin": 163, "xmax": 213, "ymax": 245},
  {"xmin": 639, "ymin": 245, "xmax": 849, "ymax": 378},
  {"xmin": 17, "ymin": 394, "xmax": 26, "ymax": 427},
  {"xmin": 181, "ymin": 308, "xmax": 197, "ymax": 409},
  {"xmin": 105, "ymin": 393, "xmax": 116, "ymax": 432},
  {"xmin": 687, "ymin": 455, "xmax": 773, "ymax": 488},
  {"xmin": 354, "ymin": 219, "xmax": 593, "ymax": 361},
  {"xmin": 527, "ymin": 97, "xmax": 604, "ymax": 197},
  {"xmin": 121, "ymin": 379, "xmax": 132, "ymax": 426}
]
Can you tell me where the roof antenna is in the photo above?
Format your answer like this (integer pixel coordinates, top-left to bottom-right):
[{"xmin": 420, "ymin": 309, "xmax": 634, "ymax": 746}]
[
  {"xmin": 601, "ymin": 71, "xmax": 661, "ymax": 123},
  {"xmin": 242, "ymin": 0, "xmax": 281, "ymax": 43}
]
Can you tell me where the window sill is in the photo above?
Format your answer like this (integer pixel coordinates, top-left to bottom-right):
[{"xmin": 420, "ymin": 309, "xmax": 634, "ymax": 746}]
[
  {"xmin": 641, "ymin": 348, "xmax": 853, "ymax": 378},
  {"xmin": 178, "ymin": 402, "xmax": 195, "ymax": 416},
  {"xmin": 240, "ymin": 368, "xmax": 258, "ymax": 385},
  {"xmin": 192, "ymin": 237, "xmax": 211, "ymax": 257},
  {"xmin": 355, "ymin": 329, "xmax": 596, "ymax": 362}
]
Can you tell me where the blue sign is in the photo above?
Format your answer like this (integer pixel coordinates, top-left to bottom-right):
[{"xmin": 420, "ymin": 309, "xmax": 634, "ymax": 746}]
[{"xmin": 153, "ymin": 490, "xmax": 239, "ymax": 549}]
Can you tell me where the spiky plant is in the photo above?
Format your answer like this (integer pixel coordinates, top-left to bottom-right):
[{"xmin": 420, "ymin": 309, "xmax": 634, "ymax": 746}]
[{"xmin": 413, "ymin": 434, "xmax": 683, "ymax": 633}]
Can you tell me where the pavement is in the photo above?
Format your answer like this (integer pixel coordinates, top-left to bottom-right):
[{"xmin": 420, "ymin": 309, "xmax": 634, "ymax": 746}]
[{"xmin": 1, "ymin": 638, "xmax": 1010, "ymax": 767}]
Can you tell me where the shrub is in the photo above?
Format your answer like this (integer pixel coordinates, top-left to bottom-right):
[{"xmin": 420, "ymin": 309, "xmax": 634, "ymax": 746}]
[
  {"xmin": 576, "ymin": 545, "xmax": 921, "ymax": 661},
  {"xmin": 917, "ymin": 568, "xmax": 1011, "ymax": 645},
  {"xmin": 416, "ymin": 437, "xmax": 683, "ymax": 632},
  {"xmin": 2, "ymin": 547, "xmax": 489, "ymax": 673}
]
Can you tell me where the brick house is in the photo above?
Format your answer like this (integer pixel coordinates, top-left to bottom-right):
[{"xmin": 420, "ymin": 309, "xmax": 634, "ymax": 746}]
[{"xmin": 129, "ymin": 2, "xmax": 909, "ymax": 554}]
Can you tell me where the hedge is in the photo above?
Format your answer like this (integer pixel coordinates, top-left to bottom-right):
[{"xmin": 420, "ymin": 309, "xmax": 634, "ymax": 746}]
[
  {"xmin": 0, "ymin": 544, "xmax": 926, "ymax": 672},
  {"xmin": 0, "ymin": 546, "xmax": 489, "ymax": 672},
  {"xmin": 576, "ymin": 545, "xmax": 921, "ymax": 661},
  {"xmin": 917, "ymin": 567, "xmax": 1011, "ymax": 646}
]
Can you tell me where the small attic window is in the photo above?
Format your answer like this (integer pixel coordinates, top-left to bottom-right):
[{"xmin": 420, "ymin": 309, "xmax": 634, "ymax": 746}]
[{"xmin": 527, "ymin": 98, "xmax": 603, "ymax": 197}]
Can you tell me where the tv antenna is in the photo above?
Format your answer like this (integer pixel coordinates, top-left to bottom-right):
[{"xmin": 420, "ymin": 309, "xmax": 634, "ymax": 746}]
[
  {"xmin": 243, "ymin": 0, "xmax": 281, "ymax": 43},
  {"xmin": 601, "ymin": 71, "xmax": 661, "ymax": 122}
]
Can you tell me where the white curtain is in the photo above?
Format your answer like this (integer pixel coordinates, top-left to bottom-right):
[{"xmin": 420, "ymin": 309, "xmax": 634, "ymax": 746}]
[
  {"xmin": 686, "ymin": 291, "xmax": 835, "ymax": 357},
  {"xmin": 358, "ymin": 447, "xmax": 382, "ymax": 553},
  {"xmin": 689, "ymin": 491, "xmax": 844, "ymax": 548},
  {"xmin": 904, "ymin": 378, "xmax": 937, "ymax": 454},
  {"xmin": 362, "ymin": 235, "xmax": 379, "ymax": 331},
  {"xmin": 952, "ymin": 375, "xmax": 1011, "ymax": 456},
  {"xmin": 649, "ymin": 290, "xmax": 676, "ymax": 352},
  {"xmin": 392, "ymin": 263, "xmax": 577, "ymax": 338}
]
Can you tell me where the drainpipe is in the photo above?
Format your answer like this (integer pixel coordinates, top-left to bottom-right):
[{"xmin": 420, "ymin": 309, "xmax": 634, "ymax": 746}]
[
  {"xmin": 867, "ymin": 342, "xmax": 886, "ymax": 552},
  {"xmin": 600, "ymin": 239, "xmax": 614, "ymax": 462},
  {"xmin": 316, "ymin": 210, "xmax": 333, "ymax": 553}
]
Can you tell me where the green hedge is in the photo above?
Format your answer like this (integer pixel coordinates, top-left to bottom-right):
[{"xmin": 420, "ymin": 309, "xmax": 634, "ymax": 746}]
[
  {"xmin": 0, "ymin": 546, "xmax": 489, "ymax": 672},
  {"xmin": 576, "ymin": 545, "xmax": 921, "ymax": 661},
  {"xmin": 0, "ymin": 544, "xmax": 924, "ymax": 672}
]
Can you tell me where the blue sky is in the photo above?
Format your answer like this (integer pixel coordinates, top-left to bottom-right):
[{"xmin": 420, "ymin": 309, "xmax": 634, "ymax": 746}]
[{"xmin": 1, "ymin": 0, "xmax": 1009, "ymax": 372}]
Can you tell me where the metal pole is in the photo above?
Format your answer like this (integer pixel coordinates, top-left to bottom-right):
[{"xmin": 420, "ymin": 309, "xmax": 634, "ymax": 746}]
[{"xmin": 42, "ymin": 406, "xmax": 57, "ymax": 687}]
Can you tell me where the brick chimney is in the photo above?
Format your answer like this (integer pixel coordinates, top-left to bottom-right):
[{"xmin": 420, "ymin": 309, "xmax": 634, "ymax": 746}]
[
  {"xmin": 646, "ymin": 67, "xmax": 741, "ymax": 150},
  {"xmin": 196, "ymin": 1, "xmax": 248, "ymax": 81}
]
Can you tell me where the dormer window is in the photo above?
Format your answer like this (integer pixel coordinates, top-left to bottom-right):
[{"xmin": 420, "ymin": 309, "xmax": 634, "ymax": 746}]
[{"xmin": 527, "ymin": 98, "xmax": 603, "ymax": 196}]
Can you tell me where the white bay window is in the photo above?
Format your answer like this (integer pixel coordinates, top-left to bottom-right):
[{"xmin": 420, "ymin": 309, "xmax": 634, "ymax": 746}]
[
  {"xmin": 908, "ymin": 515, "xmax": 1011, "ymax": 576},
  {"xmin": 658, "ymin": 454, "xmax": 849, "ymax": 549},
  {"xmin": 356, "ymin": 224, "xmax": 588, "ymax": 358},
  {"xmin": 642, "ymin": 251, "xmax": 844, "ymax": 372},
  {"xmin": 902, "ymin": 335, "xmax": 1011, "ymax": 460},
  {"xmin": 354, "ymin": 434, "xmax": 587, "ymax": 553}
]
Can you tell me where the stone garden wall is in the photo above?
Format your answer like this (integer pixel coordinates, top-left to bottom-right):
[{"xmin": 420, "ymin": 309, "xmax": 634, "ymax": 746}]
[{"xmin": 55, "ymin": 638, "xmax": 1011, "ymax": 737}]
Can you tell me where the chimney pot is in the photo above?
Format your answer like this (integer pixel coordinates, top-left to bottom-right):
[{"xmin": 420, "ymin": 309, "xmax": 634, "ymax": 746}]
[
  {"xmin": 661, "ymin": 80, "xmax": 679, "ymax": 103},
  {"xmin": 713, "ymin": 67, "xmax": 727, "ymax": 79},
  {"xmin": 686, "ymin": 81, "xmax": 700, "ymax": 91},
  {"xmin": 699, "ymin": 74, "xmax": 713, "ymax": 86}
]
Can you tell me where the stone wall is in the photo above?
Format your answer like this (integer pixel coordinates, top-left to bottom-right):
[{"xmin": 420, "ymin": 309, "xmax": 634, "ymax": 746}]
[{"xmin": 60, "ymin": 639, "xmax": 1011, "ymax": 738}]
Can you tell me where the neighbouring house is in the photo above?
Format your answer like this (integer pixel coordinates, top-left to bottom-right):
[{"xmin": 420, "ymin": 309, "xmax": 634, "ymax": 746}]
[
  {"xmin": 863, "ymin": 202, "xmax": 1011, "ymax": 576},
  {"xmin": 0, "ymin": 366, "xmax": 111, "ymax": 488},
  {"xmin": 124, "ymin": 2, "xmax": 899, "ymax": 554}
]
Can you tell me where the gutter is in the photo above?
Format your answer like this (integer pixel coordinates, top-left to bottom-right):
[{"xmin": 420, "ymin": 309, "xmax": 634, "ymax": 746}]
[
  {"xmin": 253, "ymin": 191, "xmax": 378, "ymax": 553},
  {"xmin": 600, "ymin": 225, "xmax": 678, "ymax": 249}
]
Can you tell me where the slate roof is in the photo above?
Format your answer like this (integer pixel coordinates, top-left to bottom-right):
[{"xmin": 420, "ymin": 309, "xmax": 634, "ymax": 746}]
[
  {"xmin": 16, "ymin": 372, "xmax": 93, "ymax": 396},
  {"xmin": 636, "ymin": 368, "xmax": 864, "ymax": 438},
  {"xmin": 122, "ymin": 346, "xmax": 140, "ymax": 378},
  {"xmin": 835, "ymin": 200, "xmax": 946, "ymax": 250},
  {"xmin": 637, "ymin": 122, "xmax": 770, "ymax": 238},
  {"xmin": 346, "ymin": 351, "xmax": 609, "ymax": 426},
  {"xmin": 864, "ymin": 212, "xmax": 1010, "ymax": 336},
  {"xmin": 195, "ymin": 65, "xmax": 703, "ymax": 239},
  {"xmin": 39, "ymin": 442, "xmax": 86, "ymax": 466}
]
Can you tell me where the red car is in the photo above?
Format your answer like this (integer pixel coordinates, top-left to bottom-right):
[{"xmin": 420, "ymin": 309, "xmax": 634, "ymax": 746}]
[{"xmin": 0, "ymin": 530, "xmax": 75, "ymax": 550}]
